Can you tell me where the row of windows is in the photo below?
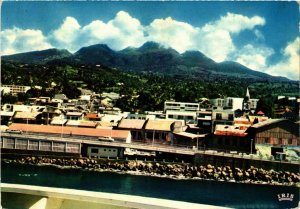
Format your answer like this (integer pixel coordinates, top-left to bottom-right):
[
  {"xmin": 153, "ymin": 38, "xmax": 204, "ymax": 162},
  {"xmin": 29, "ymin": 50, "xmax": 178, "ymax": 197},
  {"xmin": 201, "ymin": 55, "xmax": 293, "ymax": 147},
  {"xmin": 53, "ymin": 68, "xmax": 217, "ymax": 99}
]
[
  {"xmin": 91, "ymin": 148, "xmax": 117, "ymax": 153},
  {"xmin": 168, "ymin": 115, "xmax": 194, "ymax": 119},
  {"xmin": 215, "ymin": 113, "xmax": 234, "ymax": 120},
  {"xmin": 256, "ymin": 137, "xmax": 294, "ymax": 145}
]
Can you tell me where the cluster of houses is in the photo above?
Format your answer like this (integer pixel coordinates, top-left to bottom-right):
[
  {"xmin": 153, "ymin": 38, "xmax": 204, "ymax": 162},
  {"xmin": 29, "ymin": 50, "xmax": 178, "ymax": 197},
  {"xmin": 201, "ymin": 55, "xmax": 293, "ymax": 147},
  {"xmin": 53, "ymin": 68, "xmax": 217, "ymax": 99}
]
[{"xmin": 1, "ymin": 86, "xmax": 299, "ymax": 159}]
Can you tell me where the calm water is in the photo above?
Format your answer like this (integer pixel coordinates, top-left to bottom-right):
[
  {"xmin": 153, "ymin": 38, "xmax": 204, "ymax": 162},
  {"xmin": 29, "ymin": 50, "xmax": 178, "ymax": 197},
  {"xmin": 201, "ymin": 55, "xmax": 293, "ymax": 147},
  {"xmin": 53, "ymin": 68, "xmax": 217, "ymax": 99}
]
[{"xmin": 2, "ymin": 163, "xmax": 299, "ymax": 209}]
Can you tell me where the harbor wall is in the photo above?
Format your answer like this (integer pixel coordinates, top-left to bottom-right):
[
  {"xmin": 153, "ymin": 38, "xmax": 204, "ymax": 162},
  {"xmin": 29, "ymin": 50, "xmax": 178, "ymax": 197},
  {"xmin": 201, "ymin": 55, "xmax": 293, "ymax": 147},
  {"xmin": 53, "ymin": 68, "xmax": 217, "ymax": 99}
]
[{"xmin": 194, "ymin": 153, "xmax": 300, "ymax": 173}]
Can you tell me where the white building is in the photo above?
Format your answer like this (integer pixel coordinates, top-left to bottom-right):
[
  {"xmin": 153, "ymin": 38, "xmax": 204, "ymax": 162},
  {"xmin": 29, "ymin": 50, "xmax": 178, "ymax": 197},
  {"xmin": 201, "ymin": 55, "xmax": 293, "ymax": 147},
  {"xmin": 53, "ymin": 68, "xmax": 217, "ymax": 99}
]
[
  {"xmin": 1, "ymin": 85, "xmax": 31, "ymax": 96},
  {"xmin": 164, "ymin": 101, "xmax": 200, "ymax": 112},
  {"xmin": 165, "ymin": 110, "xmax": 197, "ymax": 124}
]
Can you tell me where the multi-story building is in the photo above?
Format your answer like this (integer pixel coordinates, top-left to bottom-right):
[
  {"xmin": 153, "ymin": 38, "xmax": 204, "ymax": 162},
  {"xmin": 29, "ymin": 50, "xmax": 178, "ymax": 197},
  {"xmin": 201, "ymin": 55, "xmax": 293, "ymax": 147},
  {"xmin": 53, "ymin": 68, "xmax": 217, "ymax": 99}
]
[
  {"xmin": 211, "ymin": 108, "xmax": 235, "ymax": 132},
  {"xmin": 164, "ymin": 101, "xmax": 199, "ymax": 124},
  {"xmin": 196, "ymin": 109, "xmax": 212, "ymax": 133},
  {"xmin": 165, "ymin": 110, "xmax": 197, "ymax": 124},
  {"xmin": 210, "ymin": 88, "xmax": 258, "ymax": 113},
  {"xmin": 1, "ymin": 85, "xmax": 31, "ymax": 96},
  {"xmin": 164, "ymin": 101, "xmax": 200, "ymax": 112}
]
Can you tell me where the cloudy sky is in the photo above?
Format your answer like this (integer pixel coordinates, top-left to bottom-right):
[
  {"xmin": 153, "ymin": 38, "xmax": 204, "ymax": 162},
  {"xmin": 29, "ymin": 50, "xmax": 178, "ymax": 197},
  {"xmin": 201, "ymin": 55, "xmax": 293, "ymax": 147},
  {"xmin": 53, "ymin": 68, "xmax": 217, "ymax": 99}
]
[{"xmin": 2, "ymin": 1, "xmax": 299, "ymax": 79}]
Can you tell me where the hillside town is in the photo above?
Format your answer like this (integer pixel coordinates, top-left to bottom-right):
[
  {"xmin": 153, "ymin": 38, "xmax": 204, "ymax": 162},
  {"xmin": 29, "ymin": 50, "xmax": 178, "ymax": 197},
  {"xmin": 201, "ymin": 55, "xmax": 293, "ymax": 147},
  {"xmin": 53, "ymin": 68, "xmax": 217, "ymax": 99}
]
[{"xmin": 1, "ymin": 84, "xmax": 299, "ymax": 163}]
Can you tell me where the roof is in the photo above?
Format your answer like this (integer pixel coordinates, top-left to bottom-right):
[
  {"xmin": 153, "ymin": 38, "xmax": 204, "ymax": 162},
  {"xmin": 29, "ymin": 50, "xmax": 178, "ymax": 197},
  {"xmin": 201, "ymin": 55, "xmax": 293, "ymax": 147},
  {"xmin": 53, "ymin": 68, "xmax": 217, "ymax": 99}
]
[
  {"xmin": 118, "ymin": 119, "xmax": 146, "ymax": 129},
  {"xmin": 256, "ymin": 111, "xmax": 265, "ymax": 115},
  {"xmin": 14, "ymin": 112, "xmax": 41, "ymax": 120},
  {"xmin": 175, "ymin": 132, "xmax": 207, "ymax": 139},
  {"xmin": 66, "ymin": 120, "xmax": 80, "ymax": 126},
  {"xmin": 8, "ymin": 123, "xmax": 130, "ymax": 139},
  {"xmin": 79, "ymin": 121, "xmax": 98, "ymax": 128},
  {"xmin": 97, "ymin": 121, "xmax": 113, "ymax": 127},
  {"xmin": 251, "ymin": 119, "xmax": 286, "ymax": 129},
  {"xmin": 53, "ymin": 94, "xmax": 68, "ymax": 100},
  {"xmin": 66, "ymin": 112, "xmax": 83, "ymax": 116},
  {"xmin": 145, "ymin": 120, "xmax": 174, "ymax": 131},
  {"xmin": 50, "ymin": 117, "xmax": 68, "ymax": 125},
  {"xmin": 214, "ymin": 125, "xmax": 248, "ymax": 137},
  {"xmin": 85, "ymin": 113, "xmax": 101, "ymax": 119},
  {"xmin": 0, "ymin": 111, "xmax": 14, "ymax": 117}
]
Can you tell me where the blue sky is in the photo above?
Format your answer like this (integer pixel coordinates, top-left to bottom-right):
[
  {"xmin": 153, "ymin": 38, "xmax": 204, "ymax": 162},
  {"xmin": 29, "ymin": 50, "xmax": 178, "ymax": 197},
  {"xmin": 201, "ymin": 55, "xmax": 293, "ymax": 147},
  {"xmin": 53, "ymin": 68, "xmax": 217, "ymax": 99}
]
[{"xmin": 1, "ymin": 1, "xmax": 299, "ymax": 79}]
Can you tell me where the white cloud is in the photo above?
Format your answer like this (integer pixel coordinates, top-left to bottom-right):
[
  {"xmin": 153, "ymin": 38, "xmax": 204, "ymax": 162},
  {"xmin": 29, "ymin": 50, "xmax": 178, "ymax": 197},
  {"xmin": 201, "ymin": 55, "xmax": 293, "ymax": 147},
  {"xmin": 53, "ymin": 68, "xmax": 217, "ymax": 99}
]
[
  {"xmin": 231, "ymin": 38, "xmax": 299, "ymax": 80},
  {"xmin": 254, "ymin": 29, "xmax": 265, "ymax": 41},
  {"xmin": 49, "ymin": 16, "xmax": 81, "ymax": 52},
  {"xmin": 146, "ymin": 17, "xmax": 198, "ymax": 53},
  {"xmin": 266, "ymin": 37, "xmax": 299, "ymax": 80},
  {"xmin": 1, "ymin": 27, "xmax": 52, "ymax": 55},
  {"xmin": 207, "ymin": 12, "xmax": 265, "ymax": 34},
  {"xmin": 48, "ymin": 11, "xmax": 145, "ymax": 52},
  {"xmin": 197, "ymin": 12, "xmax": 265, "ymax": 62},
  {"xmin": 3, "ymin": 11, "xmax": 296, "ymax": 80},
  {"xmin": 233, "ymin": 44, "xmax": 274, "ymax": 70},
  {"xmin": 2, "ymin": 11, "xmax": 266, "ymax": 62}
]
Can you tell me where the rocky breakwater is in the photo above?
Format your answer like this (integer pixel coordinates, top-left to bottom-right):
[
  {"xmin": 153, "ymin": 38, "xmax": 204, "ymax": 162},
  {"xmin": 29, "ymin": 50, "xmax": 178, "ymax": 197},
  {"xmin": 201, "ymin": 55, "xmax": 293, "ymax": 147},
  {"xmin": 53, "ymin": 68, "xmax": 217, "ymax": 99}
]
[{"xmin": 3, "ymin": 156, "xmax": 300, "ymax": 187}]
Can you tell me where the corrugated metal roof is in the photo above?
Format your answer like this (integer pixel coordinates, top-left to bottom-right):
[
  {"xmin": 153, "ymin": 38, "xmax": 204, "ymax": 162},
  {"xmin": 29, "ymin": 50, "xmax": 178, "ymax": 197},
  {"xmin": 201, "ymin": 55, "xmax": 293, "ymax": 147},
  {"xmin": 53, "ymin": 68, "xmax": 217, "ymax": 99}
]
[
  {"xmin": 14, "ymin": 112, "xmax": 41, "ymax": 119},
  {"xmin": 79, "ymin": 121, "xmax": 98, "ymax": 127},
  {"xmin": 8, "ymin": 123, "xmax": 130, "ymax": 139},
  {"xmin": 66, "ymin": 120, "xmax": 80, "ymax": 126},
  {"xmin": 214, "ymin": 125, "xmax": 248, "ymax": 137},
  {"xmin": 85, "ymin": 113, "xmax": 101, "ymax": 119},
  {"xmin": 118, "ymin": 119, "xmax": 146, "ymax": 129},
  {"xmin": 251, "ymin": 119, "xmax": 286, "ymax": 128},
  {"xmin": 145, "ymin": 120, "xmax": 174, "ymax": 131}
]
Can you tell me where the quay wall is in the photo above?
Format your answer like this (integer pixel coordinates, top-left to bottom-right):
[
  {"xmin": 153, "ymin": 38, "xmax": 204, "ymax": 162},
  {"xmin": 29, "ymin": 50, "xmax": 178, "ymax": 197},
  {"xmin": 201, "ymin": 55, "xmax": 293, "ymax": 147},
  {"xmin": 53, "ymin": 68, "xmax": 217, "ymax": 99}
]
[{"xmin": 194, "ymin": 153, "xmax": 300, "ymax": 173}]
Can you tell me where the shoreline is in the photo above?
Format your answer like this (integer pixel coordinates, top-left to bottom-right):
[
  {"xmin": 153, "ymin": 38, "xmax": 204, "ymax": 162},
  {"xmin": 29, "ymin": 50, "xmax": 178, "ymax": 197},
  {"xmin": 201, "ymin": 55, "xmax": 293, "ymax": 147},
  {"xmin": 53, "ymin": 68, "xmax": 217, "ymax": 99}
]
[{"xmin": 2, "ymin": 157, "xmax": 300, "ymax": 188}]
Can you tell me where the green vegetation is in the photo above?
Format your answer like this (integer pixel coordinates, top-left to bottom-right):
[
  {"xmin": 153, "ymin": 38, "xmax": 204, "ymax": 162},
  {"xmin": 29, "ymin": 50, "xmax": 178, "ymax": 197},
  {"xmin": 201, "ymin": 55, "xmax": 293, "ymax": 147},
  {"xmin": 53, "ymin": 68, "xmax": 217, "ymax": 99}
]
[{"xmin": 2, "ymin": 60, "xmax": 298, "ymax": 114}]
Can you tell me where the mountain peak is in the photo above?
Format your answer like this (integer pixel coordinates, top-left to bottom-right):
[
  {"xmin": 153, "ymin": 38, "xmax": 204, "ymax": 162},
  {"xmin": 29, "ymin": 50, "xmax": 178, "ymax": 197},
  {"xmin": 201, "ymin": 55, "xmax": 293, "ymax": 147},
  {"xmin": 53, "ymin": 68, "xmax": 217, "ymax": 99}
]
[{"xmin": 138, "ymin": 41, "xmax": 161, "ymax": 52}]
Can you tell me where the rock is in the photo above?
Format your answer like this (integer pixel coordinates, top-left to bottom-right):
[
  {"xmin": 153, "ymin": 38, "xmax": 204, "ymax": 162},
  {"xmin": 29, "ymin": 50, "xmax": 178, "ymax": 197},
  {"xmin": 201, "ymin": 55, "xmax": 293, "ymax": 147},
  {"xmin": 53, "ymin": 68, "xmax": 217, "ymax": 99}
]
[
  {"xmin": 237, "ymin": 172, "xmax": 243, "ymax": 177},
  {"xmin": 214, "ymin": 173, "xmax": 219, "ymax": 179},
  {"xmin": 222, "ymin": 171, "xmax": 228, "ymax": 177},
  {"xmin": 206, "ymin": 169, "xmax": 214, "ymax": 173},
  {"xmin": 235, "ymin": 168, "xmax": 242, "ymax": 173},
  {"xmin": 207, "ymin": 164, "xmax": 213, "ymax": 169},
  {"xmin": 77, "ymin": 159, "xmax": 84, "ymax": 166},
  {"xmin": 167, "ymin": 164, "xmax": 173, "ymax": 170}
]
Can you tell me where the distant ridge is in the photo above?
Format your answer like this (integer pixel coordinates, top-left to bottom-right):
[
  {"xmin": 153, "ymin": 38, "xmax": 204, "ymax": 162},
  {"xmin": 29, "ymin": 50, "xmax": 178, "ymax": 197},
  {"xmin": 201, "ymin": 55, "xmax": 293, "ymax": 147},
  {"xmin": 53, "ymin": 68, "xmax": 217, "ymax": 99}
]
[
  {"xmin": 2, "ymin": 42, "xmax": 289, "ymax": 81},
  {"xmin": 2, "ymin": 48, "xmax": 72, "ymax": 64}
]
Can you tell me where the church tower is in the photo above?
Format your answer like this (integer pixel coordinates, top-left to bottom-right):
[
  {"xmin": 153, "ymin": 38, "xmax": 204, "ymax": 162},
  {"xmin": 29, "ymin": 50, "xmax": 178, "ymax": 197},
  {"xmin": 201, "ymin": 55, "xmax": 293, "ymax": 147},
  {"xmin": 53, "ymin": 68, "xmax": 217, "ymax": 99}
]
[{"xmin": 242, "ymin": 88, "xmax": 251, "ymax": 114}]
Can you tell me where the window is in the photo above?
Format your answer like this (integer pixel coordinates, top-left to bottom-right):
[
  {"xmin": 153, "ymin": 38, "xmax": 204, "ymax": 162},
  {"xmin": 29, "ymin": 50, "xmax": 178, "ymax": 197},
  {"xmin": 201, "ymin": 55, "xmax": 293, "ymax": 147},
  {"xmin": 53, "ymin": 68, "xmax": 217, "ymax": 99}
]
[
  {"xmin": 228, "ymin": 114, "xmax": 234, "ymax": 121},
  {"xmin": 216, "ymin": 113, "xmax": 222, "ymax": 120},
  {"xmin": 91, "ymin": 148, "xmax": 98, "ymax": 153},
  {"xmin": 109, "ymin": 149, "xmax": 111, "ymax": 152},
  {"xmin": 104, "ymin": 149, "xmax": 106, "ymax": 151},
  {"xmin": 168, "ymin": 115, "xmax": 174, "ymax": 119},
  {"xmin": 203, "ymin": 122, "xmax": 211, "ymax": 126},
  {"xmin": 113, "ymin": 150, "xmax": 116, "ymax": 152}
]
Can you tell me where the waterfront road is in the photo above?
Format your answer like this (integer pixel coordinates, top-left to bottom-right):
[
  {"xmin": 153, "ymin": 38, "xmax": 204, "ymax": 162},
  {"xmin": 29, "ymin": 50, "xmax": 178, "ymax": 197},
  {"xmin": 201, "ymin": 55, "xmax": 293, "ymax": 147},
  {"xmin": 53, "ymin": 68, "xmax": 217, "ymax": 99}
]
[{"xmin": 1, "ymin": 133, "xmax": 299, "ymax": 165}]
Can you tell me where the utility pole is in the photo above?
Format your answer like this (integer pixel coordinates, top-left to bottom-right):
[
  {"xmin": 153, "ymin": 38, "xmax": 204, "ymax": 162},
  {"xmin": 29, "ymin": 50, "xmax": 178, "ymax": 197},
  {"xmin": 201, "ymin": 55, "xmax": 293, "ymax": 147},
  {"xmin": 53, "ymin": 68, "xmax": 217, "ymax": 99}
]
[
  {"xmin": 250, "ymin": 138, "xmax": 253, "ymax": 154},
  {"xmin": 152, "ymin": 130, "xmax": 155, "ymax": 146},
  {"xmin": 197, "ymin": 132, "xmax": 199, "ymax": 150}
]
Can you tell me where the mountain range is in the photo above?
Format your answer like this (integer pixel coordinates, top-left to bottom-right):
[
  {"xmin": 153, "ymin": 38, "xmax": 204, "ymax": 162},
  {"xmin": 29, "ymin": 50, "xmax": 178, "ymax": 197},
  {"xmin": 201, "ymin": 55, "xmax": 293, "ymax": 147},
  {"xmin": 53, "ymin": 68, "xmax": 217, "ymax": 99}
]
[{"xmin": 2, "ymin": 42, "xmax": 289, "ymax": 81}]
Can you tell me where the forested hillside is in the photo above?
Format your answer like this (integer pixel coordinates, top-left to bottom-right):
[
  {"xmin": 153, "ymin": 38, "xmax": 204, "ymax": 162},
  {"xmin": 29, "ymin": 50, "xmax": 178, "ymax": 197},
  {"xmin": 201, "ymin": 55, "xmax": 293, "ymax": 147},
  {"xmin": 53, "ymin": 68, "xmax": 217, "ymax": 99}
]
[{"xmin": 2, "ymin": 60, "xmax": 298, "ymax": 112}]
